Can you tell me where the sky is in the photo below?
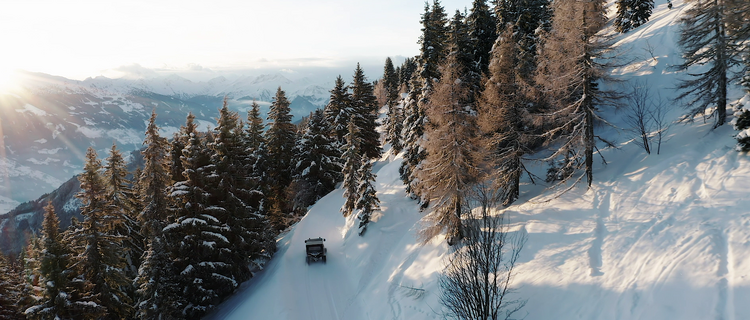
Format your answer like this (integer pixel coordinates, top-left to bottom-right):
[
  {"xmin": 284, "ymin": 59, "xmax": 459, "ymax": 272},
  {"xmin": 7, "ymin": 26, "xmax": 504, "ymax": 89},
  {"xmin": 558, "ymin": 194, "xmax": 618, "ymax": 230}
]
[{"xmin": 0, "ymin": 0, "xmax": 469, "ymax": 81}]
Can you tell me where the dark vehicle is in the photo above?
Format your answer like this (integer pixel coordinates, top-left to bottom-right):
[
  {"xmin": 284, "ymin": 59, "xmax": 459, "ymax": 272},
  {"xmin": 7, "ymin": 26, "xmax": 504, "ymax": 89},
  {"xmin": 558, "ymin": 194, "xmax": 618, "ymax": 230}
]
[{"xmin": 305, "ymin": 237, "xmax": 327, "ymax": 264}]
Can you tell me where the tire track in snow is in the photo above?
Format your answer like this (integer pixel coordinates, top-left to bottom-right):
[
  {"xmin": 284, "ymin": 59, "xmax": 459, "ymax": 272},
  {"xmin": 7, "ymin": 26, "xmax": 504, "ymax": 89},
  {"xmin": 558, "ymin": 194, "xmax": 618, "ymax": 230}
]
[
  {"xmin": 713, "ymin": 228, "xmax": 729, "ymax": 320},
  {"xmin": 588, "ymin": 190, "xmax": 610, "ymax": 276}
]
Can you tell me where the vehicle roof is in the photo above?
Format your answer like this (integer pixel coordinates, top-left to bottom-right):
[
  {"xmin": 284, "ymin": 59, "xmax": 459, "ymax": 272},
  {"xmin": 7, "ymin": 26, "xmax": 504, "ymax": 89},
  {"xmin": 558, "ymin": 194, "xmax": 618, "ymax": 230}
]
[{"xmin": 305, "ymin": 237, "xmax": 325, "ymax": 245}]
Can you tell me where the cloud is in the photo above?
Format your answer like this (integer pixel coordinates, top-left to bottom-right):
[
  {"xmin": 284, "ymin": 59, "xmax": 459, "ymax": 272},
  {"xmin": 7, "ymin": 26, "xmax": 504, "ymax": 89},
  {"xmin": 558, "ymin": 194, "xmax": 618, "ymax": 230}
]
[{"xmin": 105, "ymin": 63, "xmax": 159, "ymax": 79}]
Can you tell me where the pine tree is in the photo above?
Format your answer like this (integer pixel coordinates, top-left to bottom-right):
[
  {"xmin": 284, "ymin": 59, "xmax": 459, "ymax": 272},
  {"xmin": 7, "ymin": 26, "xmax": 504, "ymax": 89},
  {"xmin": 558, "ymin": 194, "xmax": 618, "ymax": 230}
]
[
  {"xmin": 341, "ymin": 119, "xmax": 361, "ymax": 218},
  {"xmin": 324, "ymin": 76, "xmax": 352, "ymax": 146},
  {"xmin": 674, "ymin": 0, "xmax": 744, "ymax": 127},
  {"xmin": 65, "ymin": 147, "xmax": 131, "ymax": 319},
  {"xmin": 398, "ymin": 57, "xmax": 418, "ymax": 91},
  {"xmin": 291, "ymin": 109, "xmax": 343, "ymax": 209},
  {"xmin": 164, "ymin": 126, "xmax": 236, "ymax": 319},
  {"xmin": 467, "ymin": 0, "xmax": 497, "ymax": 78},
  {"xmin": 138, "ymin": 110, "xmax": 171, "ymax": 239},
  {"xmin": 350, "ymin": 63, "xmax": 382, "ymax": 159},
  {"xmin": 24, "ymin": 203, "xmax": 73, "ymax": 320},
  {"xmin": 246, "ymin": 101, "xmax": 266, "ymax": 154},
  {"xmin": 264, "ymin": 87, "xmax": 297, "ymax": 230},
  {"xmin": 170, "ymin": 112, "xmax": 198, "ymax": 184},
  {"xmin": 614, "ymin": 0, "xmax": 655, "ymax": 32},
  {"xmin": 383, "ymin": 57, "xmax": 404, "ymax": 154},
  {"xmin": 355, "ymin": 159, "xmax": 379, "ymax": 236},
  {"xmin": 210, "ymin": 99, "xmax": 275, "ymax": 283},
  {"xmin": 400, "ymin": 75, "xmax": 428, "ymax": 201},
  {"xmin": 418, "ymin": 0, "xmax": 450, "ymax": 91},
  {"xmin": 448, "ymin": 10, "xmax": 475, "ymax": 87},
  {"xmin": 478, "ymin": 25, "xmax": 535, "ymax": 206},
  {"xmin": 419, "ymin": 48, "xmax": 481, "ymax": 245},
  {"xmin": 535, "ymin": 0, "xmax": 613, "ymax": 188},
  {"xmin": 103, "ymin": 143, "xmax": 143, "ymax": 302},
  {"xmin": 135, "ymin": 235, "xmax": 180, "ymax": 319},
  {"xmin": 496, "ymin": 0, "xmax": 553, "ymax": 77},
  {"xmin": 0, "ymin": 252, "xmax": 25, "ymax": 320}
]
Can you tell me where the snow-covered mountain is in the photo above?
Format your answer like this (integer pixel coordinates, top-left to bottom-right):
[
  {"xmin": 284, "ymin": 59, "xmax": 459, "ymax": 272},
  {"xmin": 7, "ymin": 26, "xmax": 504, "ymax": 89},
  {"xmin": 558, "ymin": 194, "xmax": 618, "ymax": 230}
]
[
  {"xmin": 0, "ymin": 70, "xmax": 332, "ymax": 213},
  {"xmin": 207, "ymin": 1, "xmax": 750, "ymax": 319}
]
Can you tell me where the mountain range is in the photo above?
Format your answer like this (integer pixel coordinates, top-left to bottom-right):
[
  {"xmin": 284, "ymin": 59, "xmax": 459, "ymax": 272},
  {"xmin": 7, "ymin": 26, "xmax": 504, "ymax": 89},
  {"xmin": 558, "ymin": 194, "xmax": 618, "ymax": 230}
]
[{"xmin": 0, "ymin": 70, "xmax": 333, "ymax": 215}]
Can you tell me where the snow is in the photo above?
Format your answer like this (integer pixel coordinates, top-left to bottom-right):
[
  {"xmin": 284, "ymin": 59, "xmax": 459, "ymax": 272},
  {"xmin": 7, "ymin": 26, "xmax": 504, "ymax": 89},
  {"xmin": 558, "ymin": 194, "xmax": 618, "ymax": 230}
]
[
  {"xmin": 208, "ymin": 1, "xmax": 750, "ymax": 319},
  {"xmin": 15, "ymin": 103, "xmax": 48, "ymax": 116}
]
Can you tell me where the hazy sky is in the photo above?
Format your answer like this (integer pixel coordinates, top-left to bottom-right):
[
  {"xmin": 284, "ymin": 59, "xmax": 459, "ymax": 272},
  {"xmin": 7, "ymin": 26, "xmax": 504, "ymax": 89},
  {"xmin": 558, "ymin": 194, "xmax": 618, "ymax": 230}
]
[{"xmin": 1, "ymin": 0, "xmax": 470, "ymax": 80}]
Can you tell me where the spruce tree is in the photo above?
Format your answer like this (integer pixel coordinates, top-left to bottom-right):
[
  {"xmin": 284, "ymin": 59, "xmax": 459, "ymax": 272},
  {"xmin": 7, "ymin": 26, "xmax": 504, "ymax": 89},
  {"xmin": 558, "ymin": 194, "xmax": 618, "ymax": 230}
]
[
  {"xmin": 341, "ymin": 119, "xmax": 361, "ymax": 218},
  {"xmin": 614, "ymin": 0, "xmax": 655, "ymax": 33},
  {"xmin": 0, "ymin": 252, "xmax": 24, "ymax": 320},
  {"xmin": 264, "ymin": 87, "xmax": 297, "ymax": 230},
  {"xmin": 467, "ymin": 0, "xmax": 497, "ymax": 78},
  {"xmin": 350, "ymin": 63, "xmax": 382, "ymax": 159},
  {"xmin": 355, "ymin": 159, "xmax": 380, "ymax": 236},
  {"xmin": 399, "ymin": 75, "xmax": 428, "ymax": 201},
  {"xmin": 138, "ymin": 110, "xmax": 171, "ymax": 239},
  {"xmin": 65, "ymin": 147, "xmax": 131, "ymax": 319},
  {"xmin": 291, "ymin": 109, "xmax": 343, "ymax": 209},
  {"xmin": 418, "ymin": 0, "xmax": 450, "ymax": 90},
  {"xmin": 24, "ymin": 203, "xmax": 73, "ymax": 320},
  {"xmin": 419, "ymin": 48, "xmax": 481, "ymax": 245},
  {"xmin": 674, "ymin": 0, "xmax": 745, "ymax": 127},
  {"xmin": 103, "ymin": 143, "xmax": 143, "ymax": 301},
  {"xmin": 165, "ymin": 127, "xmax": 236, "ymax": 319},
  {"xmin": 478, "ymin": 25, "xmax": 535, "ymax": 206},
  {"xmin": 324, "ymin": 76, "xmax": 352, "ymax": 146},
  {"xmin": 383, "ymin": 57, "xmax": 404, "ymax": 154},
  {"xmin": 170, "ymin": 112, "xmax": 198, "ymax": 184},
  {"xmin": 246, "ymin": 101, "xmax": 266, "ymax": 154},
  {"xmin": 535, "ymin": 0, "xmax": 613, "ymax": 188},
  {"xmin": 496, "ymin": 0, "xmax": 552, "ymax": 77}
]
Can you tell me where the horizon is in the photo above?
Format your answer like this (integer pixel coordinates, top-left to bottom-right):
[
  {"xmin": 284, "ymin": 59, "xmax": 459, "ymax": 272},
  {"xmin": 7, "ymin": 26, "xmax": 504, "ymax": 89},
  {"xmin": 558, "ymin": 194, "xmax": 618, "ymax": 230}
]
[{"xmin": 1, "ymin": 0, "xmax": 470, "ymax": 82}]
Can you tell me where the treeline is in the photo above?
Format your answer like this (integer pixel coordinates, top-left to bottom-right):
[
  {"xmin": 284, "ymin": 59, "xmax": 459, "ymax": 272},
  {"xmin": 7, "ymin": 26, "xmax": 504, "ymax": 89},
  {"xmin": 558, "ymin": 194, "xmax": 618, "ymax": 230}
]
[{"xmin": 0, "ymin": 62, "xmax": 383, "ymax": 318}]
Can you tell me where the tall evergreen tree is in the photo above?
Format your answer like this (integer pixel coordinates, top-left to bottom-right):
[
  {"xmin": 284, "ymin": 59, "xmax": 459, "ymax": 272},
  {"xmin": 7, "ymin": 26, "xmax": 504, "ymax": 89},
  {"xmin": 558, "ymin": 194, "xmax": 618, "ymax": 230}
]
[
  {"xmin": 324, "ymin": 76, "xmax": 352, "ymax": 146},
  {"xmin": 245, "ymin": 101, "xmax": 266, "ymax": 154},
  {"xmin": 65, "ymin": 147, "xmax": 131, "ymax": 319},
  {"xmin": 341, "ymin": 119, "xmax": 361, "ymax": 218},
  {"xmin": 398, "ymin": 57, "xmax": 418, "ymax": 91},
  {"xmin": 25, "ymin": 203, "xmax": 73, "ymax": 320},
  {"xmin": 0, "ymin": 252, "xmax": 25, "ymax": 320},
  {"xmin": 355, "ymin": 159, "xmax": 380, "ymax": 236},
  {"xmin": 264, "ymin": 87, "xmax": 297, "ymax": 230},
  {"xmin": 170, "ymin": 112, "xmax": 198, "ymax": 184},
  {"xmin": 418, "ymin": 0, "xmax": 450, "ymax": 91},
  {"xmin": 138, "ymin": 110, "xmax": 171, "ymax": 239},
  {"xmin": 291, "ymin": 109, "xmax": 343, "ymax": 209},
  {"xmin": 495, "ymin": 0, "xmax": 553, "ymax": 77},
  {"xmin": 211, "ymin": 100, "xmax": 275, "ymax": 283},
  {"xmin": 467, "ymin": 0, "xmax": 497, "ymax": 78},
  {"xmin": 383, "ymin": 57, "xmax": 404, "ymax": 154},
  {"xmin": 674, "ymin": 0, "xmax": 745, "ymax": 127},
  {"xmin": 165, "ymin": 127, "xmax": 236, "ymax": 319},
  {"xmin": 614, "ymin": 0, "xmax": 655, "ymax": 32},
  {"xmin": 478, "ymin": 26, "xmax": 535, "ymax": 206},
  {"xmin": 103, "ymin": 143, "xmax": 143, "ymax": 301},
  {"xmin": 419, "ymin": 49, "xmax": 481, "ymax": 245},
  {"xmin": 350, "ymin": 63, "xmax": 382, "ymax": 159},
  {"xmin": 535, "ymin": 0, "xmax": 613, "ymax": 188},
  {"xmin": 400, "ymin": 75, "xmax": 428, "ymax": 202}
]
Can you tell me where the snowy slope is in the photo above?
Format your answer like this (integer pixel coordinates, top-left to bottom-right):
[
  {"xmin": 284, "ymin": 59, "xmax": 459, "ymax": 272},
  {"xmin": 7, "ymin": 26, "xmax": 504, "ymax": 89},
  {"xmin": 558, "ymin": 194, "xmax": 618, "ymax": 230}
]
[{"xmin": 209, "ymin": 1, "xmax": 750, "ymax": 319}]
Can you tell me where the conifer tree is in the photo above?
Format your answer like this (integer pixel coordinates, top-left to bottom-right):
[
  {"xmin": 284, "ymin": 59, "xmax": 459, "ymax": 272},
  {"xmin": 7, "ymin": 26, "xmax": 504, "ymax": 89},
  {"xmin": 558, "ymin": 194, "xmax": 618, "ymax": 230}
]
[
  {"xmin": 135, "ymin": 235, "xmax": 179, "ymax": 319},
  {"xmin": 264, "ymin": 87, "xmax": 297, "ymax": 230},
  {"xmin": 65, "ymin": 147, "xmax": 131, "ymax": 319},
  {"xmin": 355, "ymin": 159, "xmax": 379, "ymax": 236},
  {"xmin": 350, "ymin": 63, "xmax": 382, "ymax": 159},
  {"xmin": 535, "ymin": 0, "xmax": 613, "ymax": 188},
  {"xmin": 211, "ymin": 99, "xmax": 275, "ymax": 282},
  {"xmin": 103, "ymin": 143, "xmax": 143, "ymax": 298},
  {"xmin": 496, "ymin": 0, "xmax": 552, "ymax": 76},
  {"xmin": 292, "ymin": 109, "xmax": 343, "ymax": 209},
  {"xmin": 138, "ymin": 110, "xmax": 171, "ymax": 239},
  {"xmin": 400, "ymin": 75, "xmax": 428, "ymax": 201},
  {"xmin": 398, "ymin": 58, "xmax": 418, "ymax": 91},
  {"xmin": 419, "ymin": 48, "xmax": 481, "ymax": 245},
  {"xmin": 341, "ymin": 119, "xmax": 361, "ymax": 218},
  {"xmin": 165, "ymin": 126, "xmax": 236, "ymax": 319},
  {"xmin": 325, "ymin": 76, "xmax": 352, "ymax": 146},
  {"xmin": 467, "ymin": 0, "xmax": 496, "ymax": 78},
  {"xmin": 24, "ymin": 203, "xmax": 73, "ymax": 320},
  {"xmin": 0, "ymin": 252, "xmax": 25, "ymax": 320},
  {"xmin": 614, "ymin": 0, "xmax": 654, "ymax": 32},
  {"xmin": 170, "ymin": 112, "xmax": 198, "ymax": 184},
  {"xmin": 246, "ymin": 101, "xmax": 266, "ymax": 154},
  {"xmin": 418, "ymin": 0, "xmax": 450, "ymax": 90},
  {"xmin": 674, "ymin": 0, "xmax": 745, "ymax": 127},
  {"xmin": 478, "ymin": 26, "xmax": 535, "ymax": 206},
  {"xmin": 383, "ymin": 57, "xmax": 404, "ymax": 154},
  {"xmin": 448, "ymin": 10, "xmax": 474, "ymax": 87}
]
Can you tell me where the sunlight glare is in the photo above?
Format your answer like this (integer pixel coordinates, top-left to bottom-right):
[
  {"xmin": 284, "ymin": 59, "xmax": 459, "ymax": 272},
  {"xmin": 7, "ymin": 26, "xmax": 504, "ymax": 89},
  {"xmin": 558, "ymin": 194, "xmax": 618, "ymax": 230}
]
[{"xmin": 0, "ymin": 68, "xmax": 19, "ymax": 93}]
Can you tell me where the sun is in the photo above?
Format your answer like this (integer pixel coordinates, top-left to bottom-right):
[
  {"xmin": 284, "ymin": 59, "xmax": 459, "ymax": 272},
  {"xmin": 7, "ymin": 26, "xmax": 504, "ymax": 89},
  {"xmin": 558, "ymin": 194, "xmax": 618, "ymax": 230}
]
[{"xmin": 0, "ymin": 67, "xmax": 19, "ymax": 93}]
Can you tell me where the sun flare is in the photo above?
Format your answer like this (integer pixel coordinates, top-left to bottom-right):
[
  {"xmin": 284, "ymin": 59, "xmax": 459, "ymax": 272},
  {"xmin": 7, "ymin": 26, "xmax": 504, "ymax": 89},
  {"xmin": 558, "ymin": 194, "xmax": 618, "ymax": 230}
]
[{"xmin": 0, "ymin": 68, "xmax": 19, "ymax": 93}]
